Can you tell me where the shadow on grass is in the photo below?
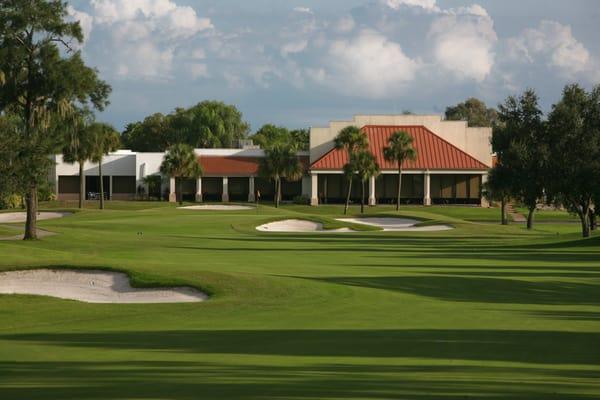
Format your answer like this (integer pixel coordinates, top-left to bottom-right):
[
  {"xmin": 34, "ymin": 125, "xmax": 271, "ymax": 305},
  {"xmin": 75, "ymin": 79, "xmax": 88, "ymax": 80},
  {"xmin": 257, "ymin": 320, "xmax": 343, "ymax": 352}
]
[
  {"xmin": 3, "ymin": 329, "xmax": 599, "ymax": 365},
  {"xmin": 310, "ymin": 276, "xmax": 600, "ymax": 306},
  {"xmin": 0, "ymin": 361, "xmax": 598, "ymax": 400},
  {"xmin": 524, "ymin": 310, "xmax": 600, "ymax": 321},
  {"xmin": 0, "ymin": 359, "xmax": 599, "ymax": 400}
]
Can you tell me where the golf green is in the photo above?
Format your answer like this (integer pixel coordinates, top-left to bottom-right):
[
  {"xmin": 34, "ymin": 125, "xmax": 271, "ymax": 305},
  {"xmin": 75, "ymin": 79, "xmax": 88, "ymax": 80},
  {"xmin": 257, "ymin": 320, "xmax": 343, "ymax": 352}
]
[{"xmin": 0, "ymin": 202, "xmax": 598, "ymax": 399}]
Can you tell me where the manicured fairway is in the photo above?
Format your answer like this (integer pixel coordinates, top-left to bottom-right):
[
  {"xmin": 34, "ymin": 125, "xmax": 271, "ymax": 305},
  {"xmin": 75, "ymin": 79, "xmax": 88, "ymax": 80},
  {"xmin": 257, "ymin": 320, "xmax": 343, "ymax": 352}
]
[{"xmin": 0, "ymin": 202, "xmax": 599, "ymax": 399}]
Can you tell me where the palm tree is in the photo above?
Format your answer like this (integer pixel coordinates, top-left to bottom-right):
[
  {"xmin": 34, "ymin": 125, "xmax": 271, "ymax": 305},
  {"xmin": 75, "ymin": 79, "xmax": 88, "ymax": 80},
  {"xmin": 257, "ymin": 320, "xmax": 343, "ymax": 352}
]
[
  {"xmin": 89, "ymin": 123, "xmax": 120, "ymax": 210},
  {"xmin": 62, "ymin": 112, "xmax": 95, "ymax": 209},
  {"xmin": 334, "ymin": 126, "xmax": 368, "ymax": 214},
  {"xmin": 258, "ymin": 144, "xmax": 303, "ymax": 208},
  {"xmin": 160, "ymin": 143, "xmax": 203, "ymax": 205},
  {"xmin": 383, "ymin": 130, "xmax": 417, "ymax": 211},
  {"xmin": 350, "ymin": 150, "xmax": 380, "ymax": 214}
]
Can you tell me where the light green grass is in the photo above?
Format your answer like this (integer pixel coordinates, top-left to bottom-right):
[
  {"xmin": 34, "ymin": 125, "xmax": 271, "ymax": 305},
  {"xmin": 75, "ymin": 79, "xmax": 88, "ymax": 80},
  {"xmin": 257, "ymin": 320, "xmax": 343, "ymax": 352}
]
[
  {"xmin": 0, "ymin": 203, "xmax": 598, "ymax": 399},
  {"xmin": 0, "ymin": 224, "xmax": 20, "ymax": 237}
]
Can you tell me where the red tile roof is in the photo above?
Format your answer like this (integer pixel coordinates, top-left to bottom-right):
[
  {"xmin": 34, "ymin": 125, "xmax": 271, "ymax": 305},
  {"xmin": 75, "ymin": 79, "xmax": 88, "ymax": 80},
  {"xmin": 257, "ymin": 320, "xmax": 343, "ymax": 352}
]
[
  {"xmin": 200, "ymin": 156, "xmax": 260, "ymax": 176},
  {"xmin": 199, "ymin": 155, "xmax": 310, "ymax": 176},
  {"xmin": 310, "ymin": 125, "xmax": 489, "ymax": 170}
]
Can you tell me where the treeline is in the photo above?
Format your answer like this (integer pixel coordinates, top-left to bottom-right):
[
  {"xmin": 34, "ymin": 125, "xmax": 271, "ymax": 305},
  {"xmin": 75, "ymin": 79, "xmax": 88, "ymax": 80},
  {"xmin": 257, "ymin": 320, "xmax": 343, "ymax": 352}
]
[
  {"xmin": 121, "ymin": 102, "xmax": 309, "ymax": 152},
  {"xmin": 121, "ymin": 98, "xmax": 492, "ymax": 153},
  {"xmin": 487, "ymin": 84, "xmax": 600, "ymax": 238}
]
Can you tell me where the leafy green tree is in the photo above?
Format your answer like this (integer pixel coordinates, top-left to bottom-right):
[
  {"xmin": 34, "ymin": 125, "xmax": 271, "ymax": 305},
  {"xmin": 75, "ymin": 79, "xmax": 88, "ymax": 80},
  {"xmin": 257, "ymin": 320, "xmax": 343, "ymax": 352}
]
[
  {"xmin": 183, "ymin": 101, "xmax": 249, "ymax": 148},
  {"xmin": 494, "ymin": 90, "xmax": 548, "ymax": 229},
  {"xmin": 160, "ymin": 144, "xmax": 203, "ymax": 205},
  {"xmin": 349, "ymin": 150, "xmax": 380, "ymax": 214},
  {"xmin": 62, "ymin": 111, "xmax": 95, "ymax": 209},
  {"xmin": 335, "ymin": 126, "xmax": 369, "ymax": 215},
  {"xmin": 445, "ymin": 98, "xmax": 498, "ymax": 127},
  {"xmin": 89, "ymin": 123, "xmax": 120, "ymax": 210},
  {"xmin": 252, "ymin": 124, "xmax": 291, "ymax": 149},
  {"xmin": 290, "ymin": 128, "xmax": 309, "ymax": 151},
  {"xmin": 121, "ymin": 114, "xmax": 168, "ymax": 152},
  {"xmin": 258, "ymin": 145, "xmax": 303, "ymax": 208},
  {"xmin": 251, "ymin": 125, "xmax": 309, "ymax": 151},
  {"xmin": 383, "ymin": 131, "xmax": 418, "ymax": 211},
  {"xmin": 0, "ymin": 0, "xmax": 111, "ymax": 239},
  {"xmin": 0, "ymin": 113, "xmax": 24, "ymax": 208},
  {"xmin": 547, "ymin": 84, "xmax": 600, "ymax": 238},
  {"xmin": 121, "ymin": 102, "xmax": 249, "ymax": 151}
]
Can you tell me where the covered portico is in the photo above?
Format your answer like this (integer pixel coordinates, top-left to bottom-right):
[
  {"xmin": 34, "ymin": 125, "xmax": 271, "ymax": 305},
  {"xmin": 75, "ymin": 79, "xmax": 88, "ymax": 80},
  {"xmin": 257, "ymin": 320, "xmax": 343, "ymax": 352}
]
[
  {"xmin": 167, "ymin": 149, "xmax": 309, "ymax": 203},
  {"xmin": 310, "ymin": 170, "xmax": 487, "ymax": 206}
]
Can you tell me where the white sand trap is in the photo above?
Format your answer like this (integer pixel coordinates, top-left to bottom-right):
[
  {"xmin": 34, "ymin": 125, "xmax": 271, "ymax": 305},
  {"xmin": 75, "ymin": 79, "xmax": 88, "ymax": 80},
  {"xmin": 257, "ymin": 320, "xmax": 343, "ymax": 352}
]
[
  {"xmin": 336, "ymin": 217, "xmax": 453, "ymax": 232},
  {"xmin": 0, "ymin": 211, "xmax": 71, "ymax": 224},
  {"xmin": 0, "ymin": 269, "xmax": 207, "ymax": 303},
  {"xmin": 178, "ymin": 205, "xmax": 252, "ymax": 211},
  {"xmin": 257, "ymin": 219, "xmax": 352, "ymax": 233}
]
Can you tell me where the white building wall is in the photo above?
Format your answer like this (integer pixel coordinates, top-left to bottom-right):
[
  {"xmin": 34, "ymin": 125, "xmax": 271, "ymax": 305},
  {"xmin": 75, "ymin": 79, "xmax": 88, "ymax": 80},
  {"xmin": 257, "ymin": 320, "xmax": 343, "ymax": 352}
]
[{"xmin": 54, "ymin": 151, "xmax": 137, "ymax": 177}]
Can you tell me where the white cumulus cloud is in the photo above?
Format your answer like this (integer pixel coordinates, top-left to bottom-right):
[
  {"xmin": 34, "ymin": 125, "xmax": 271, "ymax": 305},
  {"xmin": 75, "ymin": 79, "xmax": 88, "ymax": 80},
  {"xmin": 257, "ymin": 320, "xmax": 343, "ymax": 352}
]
[
  {"xmin": 386, "ymin": 0, "xmax": 439, "ymax": 12},
  {"xmin": 507, "ymin": 20, "xmax": 597, "ymax": 80},
  {"xmin": 428, "ymin": 12, "xmax": 497, "ymax": 82},
  {"xmin": 314, "ymin": 29, "xmax": 419, "ymax": 98},
  {"xmin": 72, "ymin": 0, "xmax": 213, "ymax": 81}
]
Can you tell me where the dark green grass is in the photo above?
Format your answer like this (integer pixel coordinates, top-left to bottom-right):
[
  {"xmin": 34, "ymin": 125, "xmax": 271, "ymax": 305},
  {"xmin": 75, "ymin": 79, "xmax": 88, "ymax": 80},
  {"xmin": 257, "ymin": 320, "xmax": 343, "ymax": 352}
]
[
  {"xmin": 0, "ymin": 203, "xmax": 599, "ymax": 399},
  {"xmin": 516, "ymin": 207, "xmax": 580, "ymax": 222}
]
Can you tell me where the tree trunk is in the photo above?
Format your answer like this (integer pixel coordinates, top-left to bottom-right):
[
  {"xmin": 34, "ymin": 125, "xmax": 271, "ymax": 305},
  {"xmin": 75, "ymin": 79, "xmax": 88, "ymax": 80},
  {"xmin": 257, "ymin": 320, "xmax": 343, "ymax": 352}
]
[
  {"xmin": 274, "ymin": 178, "xmax": 280, "ymax": 208},
  {"xmin": 344, "ymin": 177, "xmax": 352, "ymax": 215},
  {"xmin": 79, "ymin": 161, "xmax": 85, "ymax": 209},
  {"xmin": 24, "ymin": 185, "xmax": 38, "ymax": 240},
  {"xmin": 278, "ymin": 178, "xmax": 282, "ymax": 208},
  {"xmin": 501, "ymin": 198, "xmax": 508, "ymax": 225},
  {"xmin": 360, "ymin": 180, "xmax": 365, "ymax": 214},
  {"xmin": 590, "ymin": 208, "xmax": 597, "ymax": 231},
  {"xmin": 99, "ymin": 159, "xmax": 105, "ymax": 210},
  {"xmin": 580, "ymin": 212, "xmax": 591, "ymax": 238},
  {"xmin": 178, "ymin": 178, "xmax": 183, "ymax": 205},
  {"xmin": 527, "ymin": 206, "xmax": 535, "ymax": 230},
  {"xmin": 396, "ymin": 165, "xmax": 402, "ymax": 211}
]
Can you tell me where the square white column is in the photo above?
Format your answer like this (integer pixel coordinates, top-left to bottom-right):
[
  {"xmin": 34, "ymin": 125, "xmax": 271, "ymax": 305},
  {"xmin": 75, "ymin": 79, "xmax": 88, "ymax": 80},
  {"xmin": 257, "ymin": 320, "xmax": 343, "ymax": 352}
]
[
  {"xmin": 109, "ymin": 175, "xmax": 113, "ymax": 200},
  {"xmin": 169, "ymin": 177, "xmax": 176, "ymax": 203},
  {"xmin": 310, "ymin": 173, "xmax": 318, "ymax": 206},
  {"xmin": 480, "ymin": 173, "xmax": 489, "ymax": 207},
  {"xmin": 368, "ymin": 175, "xmax": 376, "ymax": 206},
  {"xmin": 248, "ymin": 176, "xmax": 255, "ymax": 202},
  {"xmin": 424, "ymin": 172, "xmax": 431, "ymax": 206},
  {"xmin": 222, "ymin": 177, "xmax": 229, "ymax": 202},
  {"xmin": 195, "ymin": 177, "xmax": 203, "ymax": 202}
]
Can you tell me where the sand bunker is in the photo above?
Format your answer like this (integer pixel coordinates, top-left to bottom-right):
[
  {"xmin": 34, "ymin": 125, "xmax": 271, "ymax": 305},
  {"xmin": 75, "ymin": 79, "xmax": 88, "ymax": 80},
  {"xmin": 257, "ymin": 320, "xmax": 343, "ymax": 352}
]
[
  {"xmin": 256, "ymin": 219, "xmax": 352, "ymax": 233},
  {"xmin": 337, "ymin": 217, "xmax": 453, "ymax": 232},
  {"xmin": 0, "ymin": 211, "xmax": 71, "ymax": 224},
  {"xmin": 0, "ymin": 269, "xmax": 207, "ymax": 303},
  {"xmin": 178, "ymin": 205, "xmax": 252, "ymax": 211}
]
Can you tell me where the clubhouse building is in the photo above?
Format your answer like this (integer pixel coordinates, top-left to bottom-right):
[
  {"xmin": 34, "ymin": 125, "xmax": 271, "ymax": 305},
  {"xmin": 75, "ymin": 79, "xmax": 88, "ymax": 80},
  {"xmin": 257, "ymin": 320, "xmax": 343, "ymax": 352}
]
[{"xmin": 50, "ymin": 114, "xmax": 492, "ymax": 206}]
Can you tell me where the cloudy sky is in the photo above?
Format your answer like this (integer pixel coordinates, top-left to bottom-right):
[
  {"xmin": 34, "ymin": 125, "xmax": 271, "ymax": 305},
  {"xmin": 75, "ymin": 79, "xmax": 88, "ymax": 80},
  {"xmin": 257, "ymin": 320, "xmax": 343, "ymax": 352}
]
[{"xmin": 67, "ymin": 0, "xmax": 600, "ymax": 131}]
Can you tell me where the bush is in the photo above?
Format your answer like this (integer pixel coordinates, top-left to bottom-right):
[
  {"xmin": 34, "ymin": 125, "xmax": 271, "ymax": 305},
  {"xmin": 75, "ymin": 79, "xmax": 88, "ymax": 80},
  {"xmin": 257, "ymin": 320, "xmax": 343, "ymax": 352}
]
[
  {"xmin": 292, "ymin": 195, "xmax": 310, "ymax": 205},
  {"xmin": 0, "ymin": 193, "xmax": 23, "ymax": 209},
  {"xmin": 37, "ymin": 182, "xmax": 56, "ymax": 202}
]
